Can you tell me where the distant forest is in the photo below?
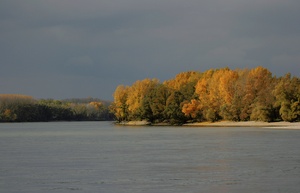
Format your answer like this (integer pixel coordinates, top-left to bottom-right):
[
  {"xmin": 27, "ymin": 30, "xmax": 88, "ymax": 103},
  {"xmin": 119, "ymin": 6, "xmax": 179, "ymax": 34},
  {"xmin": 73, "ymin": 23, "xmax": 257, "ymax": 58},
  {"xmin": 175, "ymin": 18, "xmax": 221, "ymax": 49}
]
[
  {"xmin": 111, "ymin": 66, "xmax": 300, "ymax": 124},
  {"xmin": 0, "ymin": 95, "xmax": 114, "ymax": 122}
]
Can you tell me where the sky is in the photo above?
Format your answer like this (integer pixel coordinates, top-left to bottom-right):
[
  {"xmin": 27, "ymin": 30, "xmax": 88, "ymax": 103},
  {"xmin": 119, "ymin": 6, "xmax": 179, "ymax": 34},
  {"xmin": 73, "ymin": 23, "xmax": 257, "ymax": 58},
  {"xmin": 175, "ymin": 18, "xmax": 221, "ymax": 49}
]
[{"xmin": 1, "ymin": 0, "xmax": 299, "ymax": 100}]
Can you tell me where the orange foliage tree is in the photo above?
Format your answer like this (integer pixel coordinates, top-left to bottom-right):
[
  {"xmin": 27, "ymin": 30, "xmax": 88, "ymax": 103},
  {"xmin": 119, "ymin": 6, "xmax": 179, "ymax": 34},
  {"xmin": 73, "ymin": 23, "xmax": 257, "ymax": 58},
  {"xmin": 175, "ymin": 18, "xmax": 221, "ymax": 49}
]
[
  {"xmin": 241, "ymin": 67, "xmax": 275, "ymax": 121},
  {"xmin": 111, "ymin": 85, "xmax": 129, "ymax": 122},
  {"xmin": 112, "ymin": 66, "xmax": 299, "ymax": 123}
]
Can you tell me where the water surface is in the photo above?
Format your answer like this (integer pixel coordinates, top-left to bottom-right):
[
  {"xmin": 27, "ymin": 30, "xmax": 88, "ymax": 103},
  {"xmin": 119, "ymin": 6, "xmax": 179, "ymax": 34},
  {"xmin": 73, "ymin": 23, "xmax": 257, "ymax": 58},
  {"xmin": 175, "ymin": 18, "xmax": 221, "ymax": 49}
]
[{"xmin": 1, "ymin": 122, "xmax": 300, "ymax": 193}]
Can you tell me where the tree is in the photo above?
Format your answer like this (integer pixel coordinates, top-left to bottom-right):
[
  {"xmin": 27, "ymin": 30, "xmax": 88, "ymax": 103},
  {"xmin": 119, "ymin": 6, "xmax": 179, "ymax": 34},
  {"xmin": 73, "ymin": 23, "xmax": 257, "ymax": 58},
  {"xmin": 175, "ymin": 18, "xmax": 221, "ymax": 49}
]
[
  {"xmin": 164, "ymin": 71, "xmax": 202, "ymax": 91},
  {"xmin": 241, "ymin": 67, "xmax": 275, "ymax": 121},
  {"xmin": 111, "ymin": 85, "xmax": 129, "ymax": 122},
  {"xmin": 164, "ymin": 91, "xmax": 187, "ymax": 124},
  {"xmin": 140, "ymin": 84, "xmax": 171, "ymax": 122},
  {"xmin": 191, "ymin": 72, "xmax": 212, "ymax": 121},
  {"xmin": 273, "ymin": 74, "xmax": 300, "ymax": 122},
  {"xmin": 1, "ymin": 109, "xmax": 17, "ymax": 122},
  {"xmin": 182, "ymin": 99, "xmax": 202, "ymax": 121},
  {"xmin": 112, "ymin": 66, "xmax": 300, "ymax": 123},
  {"xmin": 125, "ymin": 79, "xmax": 159, "ymax": 120}
]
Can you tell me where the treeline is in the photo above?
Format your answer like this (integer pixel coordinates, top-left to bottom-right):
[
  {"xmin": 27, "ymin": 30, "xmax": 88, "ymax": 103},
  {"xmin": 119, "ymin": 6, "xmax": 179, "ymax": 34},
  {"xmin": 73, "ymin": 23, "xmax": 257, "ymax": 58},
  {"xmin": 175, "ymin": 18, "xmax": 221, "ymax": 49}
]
[
  {"xmin": 111, "ymin": 67, "xmax": 300, "ymax": 124},
  {"xmin": 0, "ymin": 95, "xmax": 114, "ymax": 122}
]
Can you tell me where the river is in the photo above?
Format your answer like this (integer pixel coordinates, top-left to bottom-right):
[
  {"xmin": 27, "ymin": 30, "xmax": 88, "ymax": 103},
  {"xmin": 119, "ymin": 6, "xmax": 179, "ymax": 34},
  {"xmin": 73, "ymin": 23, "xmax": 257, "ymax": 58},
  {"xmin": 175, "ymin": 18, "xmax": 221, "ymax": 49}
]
[{"xmin": 0, "ymin": 121, "xmax": 300, "ymax": 193}]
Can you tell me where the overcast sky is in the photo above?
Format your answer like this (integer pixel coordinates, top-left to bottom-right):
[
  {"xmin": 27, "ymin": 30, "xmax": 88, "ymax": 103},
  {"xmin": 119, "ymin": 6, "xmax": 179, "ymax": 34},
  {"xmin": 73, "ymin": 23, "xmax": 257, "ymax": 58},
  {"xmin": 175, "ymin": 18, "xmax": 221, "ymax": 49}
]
[{"xmin": 1, "ymin": 0, "xmax": 299, "ymax": 100}]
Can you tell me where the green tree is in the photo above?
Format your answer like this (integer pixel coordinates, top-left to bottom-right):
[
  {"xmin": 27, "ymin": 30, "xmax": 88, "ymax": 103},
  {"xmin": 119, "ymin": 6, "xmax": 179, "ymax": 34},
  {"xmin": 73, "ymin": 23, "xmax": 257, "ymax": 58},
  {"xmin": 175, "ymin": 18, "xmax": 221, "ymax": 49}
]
[
  {"xmin": 164, "ymin": 91, "xmax": 187, "ymax": 124},
  {"xmin": 273, "ymin": 74, "xmax": 300, "ymax": 122},
  {"xmin": 140, "ymin": 84, "xmax": 171, "ymax": 122}
]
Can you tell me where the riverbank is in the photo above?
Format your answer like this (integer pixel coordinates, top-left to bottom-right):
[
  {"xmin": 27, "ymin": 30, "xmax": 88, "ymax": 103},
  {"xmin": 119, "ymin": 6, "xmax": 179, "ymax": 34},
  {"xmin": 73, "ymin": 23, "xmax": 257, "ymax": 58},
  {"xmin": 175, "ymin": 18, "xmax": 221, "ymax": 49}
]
[
  {"xmin": 117, "ymin": 121, "xmax": 151, "ymax": 126},
  {"xmin": 184, "ymin": 121, "xmax": 300, "ymax": 129},
  {"xmin": 117, "ymin": 121, "xmax": 300, "ymax": 129}
]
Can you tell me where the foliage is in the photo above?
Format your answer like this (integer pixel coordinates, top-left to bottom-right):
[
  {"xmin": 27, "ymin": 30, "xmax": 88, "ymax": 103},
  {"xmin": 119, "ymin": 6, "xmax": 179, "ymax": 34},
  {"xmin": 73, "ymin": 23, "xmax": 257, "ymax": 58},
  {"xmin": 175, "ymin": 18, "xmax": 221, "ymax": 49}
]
[
  {"xmin": 0, "ymin": 95, "xmax": 114, "ymax": 122},
  {"xmin": 112, "ymin": 66, "xmax": 300, "ymax": 124},
  {"xmin": 273, "ymin": 73, "xmax": 300, "ymax": 122}
]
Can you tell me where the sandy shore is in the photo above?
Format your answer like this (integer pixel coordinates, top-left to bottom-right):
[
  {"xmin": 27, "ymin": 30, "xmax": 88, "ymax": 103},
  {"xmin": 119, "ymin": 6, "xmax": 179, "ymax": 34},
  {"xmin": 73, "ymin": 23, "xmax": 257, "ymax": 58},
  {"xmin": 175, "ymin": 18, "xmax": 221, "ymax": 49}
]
[
  {"xmin": 117, "ymin": 120, "xmax": 151, "ymax": 126},
  {"xmin": 184, "ymin": 121, "xmax": 300, "ymax": 129},
  {"xmin": 117, "ymin": 120, "xmax": 300, "ymax": 129}
]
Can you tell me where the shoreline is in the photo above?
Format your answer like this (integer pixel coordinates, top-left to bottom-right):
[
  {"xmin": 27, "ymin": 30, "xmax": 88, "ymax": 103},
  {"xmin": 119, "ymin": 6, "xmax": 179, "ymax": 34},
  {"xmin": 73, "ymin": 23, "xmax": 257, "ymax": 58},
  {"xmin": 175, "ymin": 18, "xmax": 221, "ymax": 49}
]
[
  {"xmin": 117, "ymin": 121, "xmax": 300, "ymax": 129},
  {"xmin": 184, "ymin": 121, "xmax": 300, "ymax": 129}
]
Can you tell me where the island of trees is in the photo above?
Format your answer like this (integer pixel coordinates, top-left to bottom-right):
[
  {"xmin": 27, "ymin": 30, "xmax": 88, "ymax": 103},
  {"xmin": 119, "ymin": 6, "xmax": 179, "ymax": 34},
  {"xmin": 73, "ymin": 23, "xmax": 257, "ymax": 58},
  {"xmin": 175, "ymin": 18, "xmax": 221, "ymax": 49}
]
[
  {"xmin": 111, "ymin": 66, "xmax": 300, "ymax": 125},
  {"xmin": 0, "ymin": 95, "xmax": 114, "ymax": 122}
]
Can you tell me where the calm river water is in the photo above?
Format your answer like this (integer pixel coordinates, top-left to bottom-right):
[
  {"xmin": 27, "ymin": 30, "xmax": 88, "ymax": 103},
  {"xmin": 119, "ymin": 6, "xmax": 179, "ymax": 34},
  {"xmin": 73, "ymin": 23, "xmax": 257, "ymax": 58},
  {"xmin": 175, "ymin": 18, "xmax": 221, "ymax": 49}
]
[{"xmin": 0, "ymin": 121, "xmax": 300, "ymax": 193}]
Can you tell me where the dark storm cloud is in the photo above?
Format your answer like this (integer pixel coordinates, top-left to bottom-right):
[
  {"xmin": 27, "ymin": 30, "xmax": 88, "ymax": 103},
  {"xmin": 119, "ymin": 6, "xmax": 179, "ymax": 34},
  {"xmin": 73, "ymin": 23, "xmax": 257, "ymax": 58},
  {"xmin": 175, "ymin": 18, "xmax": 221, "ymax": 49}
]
[{"xmin": 0, "ymin": 0, "xmax": 299, "ymax": 99}]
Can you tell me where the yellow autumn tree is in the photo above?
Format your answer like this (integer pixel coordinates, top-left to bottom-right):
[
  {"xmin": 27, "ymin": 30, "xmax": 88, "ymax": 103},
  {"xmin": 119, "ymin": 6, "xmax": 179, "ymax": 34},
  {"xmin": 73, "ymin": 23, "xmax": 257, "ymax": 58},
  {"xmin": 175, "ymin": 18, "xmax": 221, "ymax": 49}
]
[
  {"xmin": 217, "ymin": 69, "xmax": 240, "ymax": 120},
  {"xmin": 111, "ymin": 85, "xmax": 129, "ymax": 122},
  {"xmin": 182, "ymin": 99, "xmax": 202, "ymax": 119},
  {"xmin": 241, "ymin": 66, "xmax": 274, "ymax": 121},
  {"xmin": 183, "ymin": 68, "xmax": 239, "ymax": 121},
  {"xmin": 126, "ymin": 78, "xmax": 159, "ymax": 120},
  {"xmin": 164, "ymin": 71, "xmax": 202, "ymax": 91},
  {"xmin": 89, "ymin": 101, "xmax": 103, "ymax": 109},
  {"xmin": 181, "ymin": 69, "xmax": 215, "ymax": 121},
  {"xmin": 218, "ymin": 69, "xmax": 239, "ymax": 105}
]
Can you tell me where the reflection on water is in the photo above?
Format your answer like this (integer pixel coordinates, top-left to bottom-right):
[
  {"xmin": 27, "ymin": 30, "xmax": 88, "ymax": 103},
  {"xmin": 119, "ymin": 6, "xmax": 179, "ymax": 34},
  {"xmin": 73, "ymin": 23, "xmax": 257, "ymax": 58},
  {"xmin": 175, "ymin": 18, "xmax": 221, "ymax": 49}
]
[{"xmin": 0, "ymin": 122, "xmax": 300, "ymax": 193}]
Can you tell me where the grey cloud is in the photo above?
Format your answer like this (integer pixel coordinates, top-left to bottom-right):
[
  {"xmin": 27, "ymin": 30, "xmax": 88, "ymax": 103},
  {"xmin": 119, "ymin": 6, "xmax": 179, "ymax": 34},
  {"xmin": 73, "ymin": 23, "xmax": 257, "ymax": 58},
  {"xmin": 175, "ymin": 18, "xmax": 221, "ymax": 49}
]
[
  {"xmin": 0, "ymin": 0, "xmax": 299, "ymax": 99},
  {"xmin": 67, "ymin": 55, "xmax": 94, "ymax": 66}
]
